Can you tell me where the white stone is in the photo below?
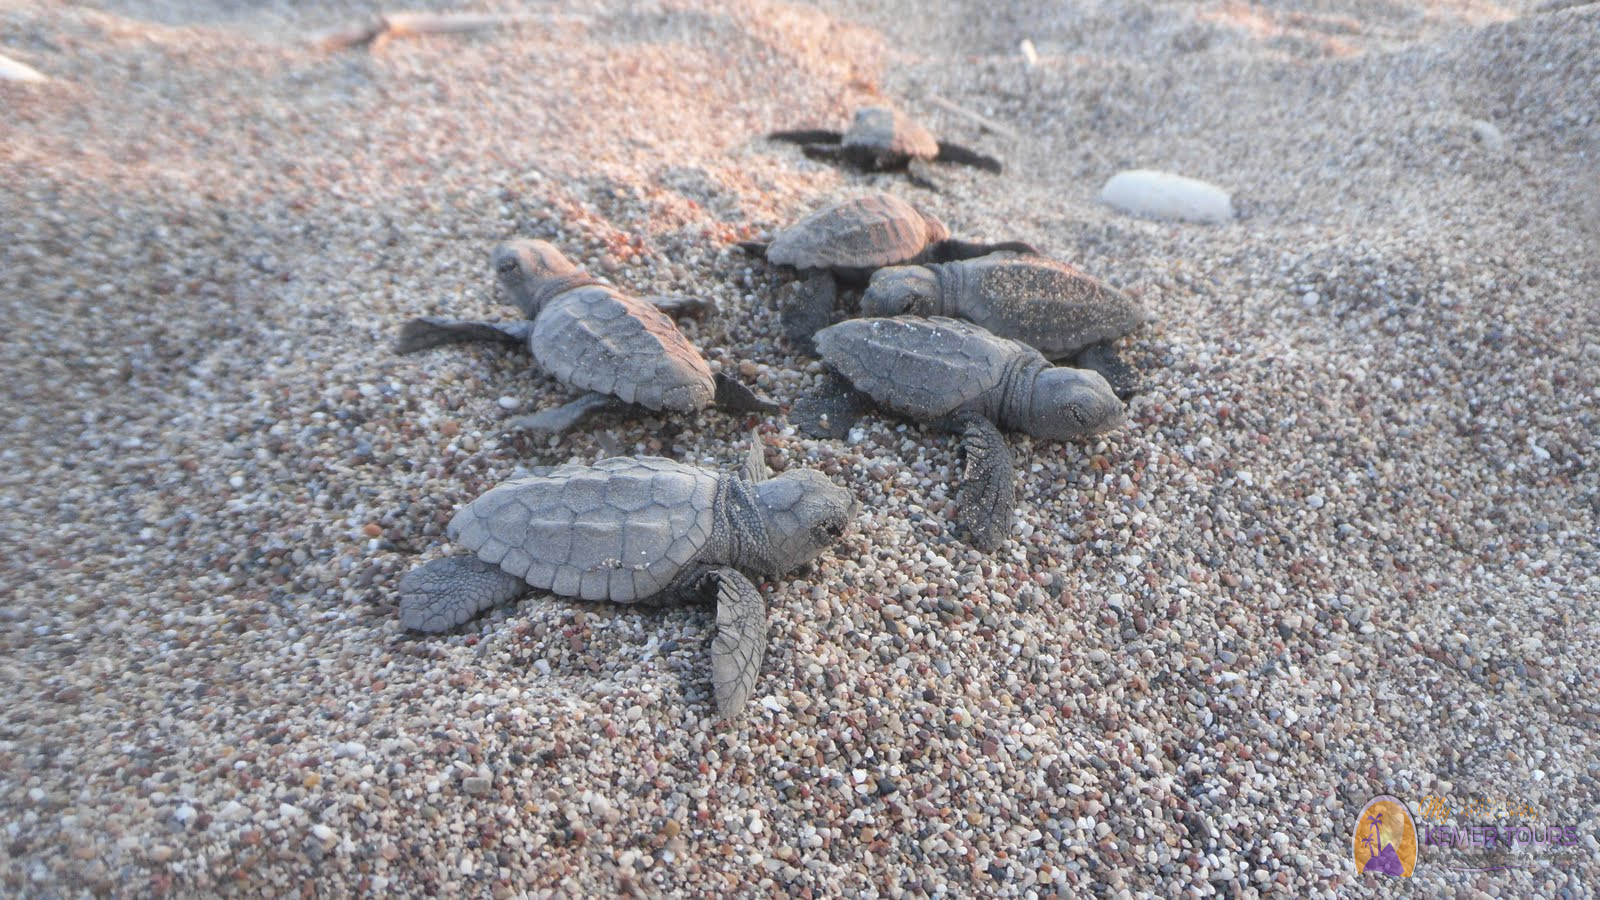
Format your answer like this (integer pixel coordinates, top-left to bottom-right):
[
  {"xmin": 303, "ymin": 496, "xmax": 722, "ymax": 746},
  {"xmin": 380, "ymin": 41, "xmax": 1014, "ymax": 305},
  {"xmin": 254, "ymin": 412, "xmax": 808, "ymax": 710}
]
[
  {"xmin": 1467, "ymin": 118, "xmax": 1505, "ymax": 152},
  {"xmin": 0, "ymin": 53, "xmax": 47, "ymax": 83},
  {"xmin": 1019, "ymin": 39, "xmax": 1038, "ymax": 68},
  {"xmin": 1100, "ymin": 169, "xmax": 1234, "ymax": 224}
]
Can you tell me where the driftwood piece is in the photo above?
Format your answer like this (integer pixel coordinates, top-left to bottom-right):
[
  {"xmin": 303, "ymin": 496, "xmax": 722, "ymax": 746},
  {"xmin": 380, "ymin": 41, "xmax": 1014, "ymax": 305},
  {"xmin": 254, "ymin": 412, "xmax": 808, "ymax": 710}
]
[
  {"xmin": 925, "ymin": 94, "xmax": 1021, "ymax": 141},
  {"xmin": 315, "ymin": 11, "xmax": 587, "ymax": 52}
]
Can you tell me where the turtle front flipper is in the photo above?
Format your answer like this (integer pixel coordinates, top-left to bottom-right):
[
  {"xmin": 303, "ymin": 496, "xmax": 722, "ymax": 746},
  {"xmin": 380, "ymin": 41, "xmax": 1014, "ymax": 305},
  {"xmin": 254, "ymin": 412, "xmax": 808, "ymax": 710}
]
[
  {"xmin": 768, "ymin": 128, "xmax": 845, "ymax": 146},
  {"xmin": 399, "ymin": 555, "xmax": 528, "ymax": 633},
  {"xmin": 714, "ymin": 372, "xmax": 779, "ymax": 415},
  {"xmin": 1070, "ymin": 341, "xmax": 1141, "ymax": 400},
  {"xmin": 790, "ymin": 371, "xmax": 873, "ymax": 439},
  {"xmin": 933, "ymin": 141, "xmax": 1004, "ymax": 174},
  {"xmin": 504, "ymin": 392, "xmax": 625, "ymax": 434},
  {"xmin": 924, "ymin": 238, "xmax": 1041, "ymax": 263},
  {"xmin": 939, "ymin": 411, "xmax": 1016, "ymax": 551},
  {"xmin": 780, "ymin": 270, "xmax": 837, "ymax": 355},
  {"xmin": 647, "ymin": 294, "xmax": 717, "ymax": 319},
  {"xmin": 397, "ymin": 317, "xmax": 534, "ymax": 354},
  {"xmin": 702, "ymin": 566, "xmax": 768, "ymax": 720},
  {"xmin": 799, "ymin": 143, "xmax": 851, "ymax": 166}
]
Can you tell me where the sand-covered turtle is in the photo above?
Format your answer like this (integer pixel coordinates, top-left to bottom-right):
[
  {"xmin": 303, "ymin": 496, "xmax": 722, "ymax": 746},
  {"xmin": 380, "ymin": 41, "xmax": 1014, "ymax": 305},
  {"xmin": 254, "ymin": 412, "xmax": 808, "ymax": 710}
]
[
  {"xmin": 860, "ymin": 254, "xmax": 1149, "ymax": 397},
  {"xmin": 399, "ymin": 240, "xmax": 772, "ymax": 433},
  {"xmin": 739, "ymin": 194, "xmax": 1037, "ymax": 352},
  {"xmin": 792, "ymin": 316, "xmax": 1124, "ymax": 550},
  {"xmin": 769, "ymin": 106, "xmax": 1003, "ymax": 186},
  {"xmin": 399, "ymin": 440, "xmax": 857, "ymax": 718}
]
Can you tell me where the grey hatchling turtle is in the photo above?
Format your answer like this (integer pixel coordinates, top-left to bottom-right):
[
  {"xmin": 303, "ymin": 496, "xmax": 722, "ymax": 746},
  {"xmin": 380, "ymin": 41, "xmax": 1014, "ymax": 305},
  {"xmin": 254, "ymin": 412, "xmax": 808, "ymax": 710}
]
[
  {"xmin": 791, "ymin": 316, "xmax": 1124, "ymax": 550},
  {"xmin": 398, "ymin": 240, "xmax": 773, "ymax": 433},
  {"xmin": 399, "ymin": 440, "xmax": 857, "ymax": 719},
  {"xmin": 738, "ymin": 193, "xmax": 1037, "ymax": 353},
  {"xmin": 769, "ymin": 106, "xmax": 1003, "ymax": 186},
  {"xmin": 860, "ymin": 254, "xmax": 1149, "ymax": 398}
]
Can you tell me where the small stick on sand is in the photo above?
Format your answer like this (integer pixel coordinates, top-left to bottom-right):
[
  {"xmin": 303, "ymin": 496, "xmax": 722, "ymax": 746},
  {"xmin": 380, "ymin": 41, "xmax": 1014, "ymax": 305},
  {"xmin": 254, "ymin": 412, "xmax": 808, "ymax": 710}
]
[
  {"xmin": 1019, "ymin": 38, "xmax": 1039, "ymax": 94},
  {"xmin": 315, "ymin": 11, "xmax": 586, "ymax": 52},
  {"xmin": 926, "ymin": 94, "xmax": 1022, "ymax": 141}
]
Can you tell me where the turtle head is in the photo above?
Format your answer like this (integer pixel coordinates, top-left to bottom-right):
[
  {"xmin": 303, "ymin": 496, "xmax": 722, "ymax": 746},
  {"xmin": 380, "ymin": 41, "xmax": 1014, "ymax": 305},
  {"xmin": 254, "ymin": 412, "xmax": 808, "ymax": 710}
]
[
  {"xmin": 860, "ymin": 265, "xmax": 940, "ymax": 317},
  {"xmin": 751, "ymin": 470, "xmax": 857, "ymax": 574},
  {"xmin": 492, "ymin": 240, "xmax": 582, "ymax": 318},
  {"xmin": 1024, "ymin": 367, "xmax": 1127, "ymax": 440}
]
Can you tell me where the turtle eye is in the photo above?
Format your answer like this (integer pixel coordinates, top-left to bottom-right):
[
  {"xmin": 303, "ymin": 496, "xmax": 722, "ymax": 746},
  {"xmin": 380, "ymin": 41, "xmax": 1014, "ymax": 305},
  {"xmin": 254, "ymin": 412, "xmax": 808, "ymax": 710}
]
[{"xmin": 495, "ymin": 255, "xmax": 519, "ymax": 275}]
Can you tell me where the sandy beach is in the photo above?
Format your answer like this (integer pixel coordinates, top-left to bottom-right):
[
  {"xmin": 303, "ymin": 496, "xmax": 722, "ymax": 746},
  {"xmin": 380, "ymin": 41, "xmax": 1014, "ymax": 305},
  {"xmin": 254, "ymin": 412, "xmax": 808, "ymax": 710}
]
[{"xmin": 3, "ymin": 0, "xmax": 1597, "ymax": 895}]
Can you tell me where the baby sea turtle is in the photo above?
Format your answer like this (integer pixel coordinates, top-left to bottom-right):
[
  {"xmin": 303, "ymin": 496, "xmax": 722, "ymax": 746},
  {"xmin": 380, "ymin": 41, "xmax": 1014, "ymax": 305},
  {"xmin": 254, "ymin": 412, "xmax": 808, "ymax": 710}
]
[
  {"xmin": 399, "ymin": 439, "xmax": 857, "ymax": 719},
  {"xmin": 769, "ymin": 106, "xmax": 1003, "ymax": 186},
  {"xmin": 399, "ymin": 240, "xmax": 772, "ymax": 433},
  {"xmin": 859, "ymin": 254, "xmax": 1149, "ymax": 397},
  {"xmin": 791, "ymin": 316, "xmax": 1124, "ymax": 550},
  {"xmin": 739, "ymin": 193, "xmax": 1037, "ymax": 352}
]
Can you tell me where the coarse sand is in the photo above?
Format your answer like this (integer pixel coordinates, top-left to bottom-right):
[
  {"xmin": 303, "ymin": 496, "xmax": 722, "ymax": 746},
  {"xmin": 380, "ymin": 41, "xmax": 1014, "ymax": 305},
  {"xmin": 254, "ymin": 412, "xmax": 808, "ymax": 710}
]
[{"xmin": 2, "ymin": 0, "xmax": 1597, "ymax": 895}]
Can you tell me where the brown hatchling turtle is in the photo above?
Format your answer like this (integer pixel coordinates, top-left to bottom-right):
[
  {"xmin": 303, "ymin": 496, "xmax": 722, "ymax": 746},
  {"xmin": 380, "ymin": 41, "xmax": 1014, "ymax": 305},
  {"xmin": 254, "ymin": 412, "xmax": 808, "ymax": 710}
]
[
  {"xmin": 859, "ymin": 254, "xmax": 1150, "ymax": 397},
  {"xmin": 398, "ymin": 240, "xmax": 772, "ymax": 433},
  {"xmin": 769, "ymin": 106, "xmax": 1003, "ymax": 186},
  {"xmin": 399, "ymin": 439, "xmax": 857, "ymax": 719},
  {"xmin": 791, "ymin": 316, "xmax": 1124, "ymax": 550},
  {"xmin": 738, "ymin": 193, "xmax": 1037, "ymax": 352}
]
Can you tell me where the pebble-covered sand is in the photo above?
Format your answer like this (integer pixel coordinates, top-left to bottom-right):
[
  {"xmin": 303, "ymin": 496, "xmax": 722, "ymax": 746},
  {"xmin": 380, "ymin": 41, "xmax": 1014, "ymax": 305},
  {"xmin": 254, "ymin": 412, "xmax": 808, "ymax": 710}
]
[{"xmin": 3, "ymin": 0, "xmax": 1598, "ymax": 895}]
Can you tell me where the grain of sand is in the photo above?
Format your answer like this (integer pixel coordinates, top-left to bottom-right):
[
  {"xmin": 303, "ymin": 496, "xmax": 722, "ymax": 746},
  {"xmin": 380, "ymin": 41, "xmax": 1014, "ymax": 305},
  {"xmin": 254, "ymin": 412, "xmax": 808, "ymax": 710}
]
[{"xmin": 2, "ymin": 0, "xmax": 1597, "ymax": 895}]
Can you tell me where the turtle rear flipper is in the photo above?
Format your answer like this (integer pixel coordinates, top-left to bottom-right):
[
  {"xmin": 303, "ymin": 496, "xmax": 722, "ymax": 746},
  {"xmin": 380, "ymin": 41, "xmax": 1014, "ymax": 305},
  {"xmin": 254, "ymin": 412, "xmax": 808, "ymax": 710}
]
[
  {"xmin": 933, "ymin": 141, "xmax": 1004, "ymax": 174},
  {"xmin": 504, "ymin": 392, "xmax": 624, "ymax": 434},
  {"xmin": 400, "ymin": 556, "xmax": 527, "ymax": 633},
  {"xmin": 904, "ymin": 158, "xmax": 942, "ymax": 193},
  {"xmin": 397, "ymin": 317, "xmax": 533, "ymax": 354},
  {"xmin": 703, "ymin": 566, "xmax": 768, "ymax": 720},
  {"xmin": 940, "ymin": 411, "xmax": 1015, "ymax": 551}
]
